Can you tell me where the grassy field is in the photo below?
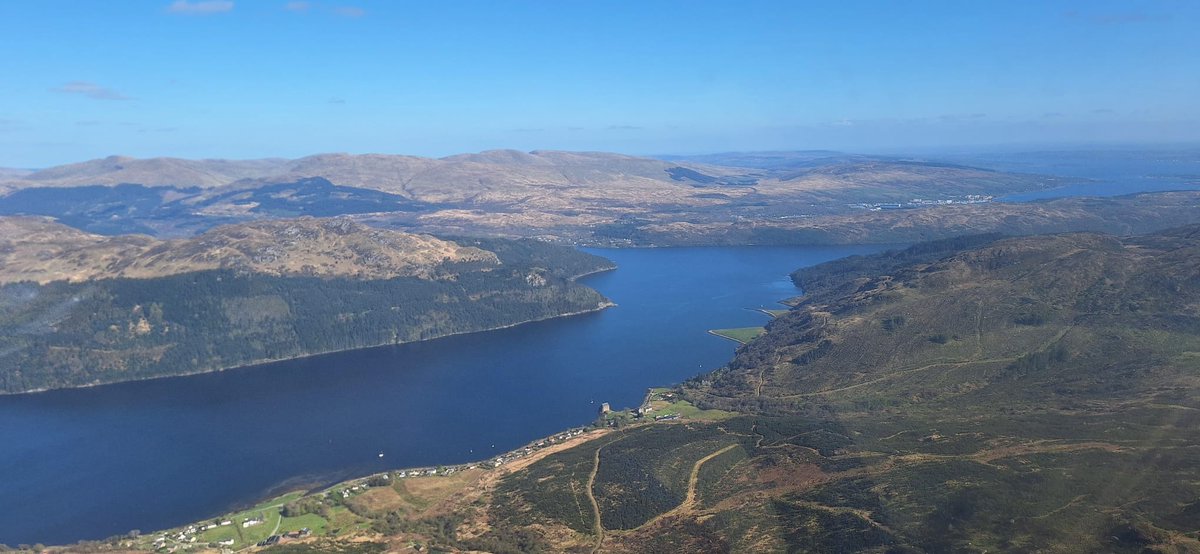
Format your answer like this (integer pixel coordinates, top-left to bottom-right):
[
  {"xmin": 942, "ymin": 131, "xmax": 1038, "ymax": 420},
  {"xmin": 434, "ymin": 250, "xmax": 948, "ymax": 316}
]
[
  {"xmin": 707, "ymin": 326, "xmax": 765, "ymax": 344},
  {"xmin": 279, "ymin": 513, "xmax": 327, "ymax": 535},
  {"xmin": 646, "ymin": 388, "xmax": 736, "ymax": 421},
  {"xmin": 137, "ymin": 488, "xmax": 357, "ymax": 550}
]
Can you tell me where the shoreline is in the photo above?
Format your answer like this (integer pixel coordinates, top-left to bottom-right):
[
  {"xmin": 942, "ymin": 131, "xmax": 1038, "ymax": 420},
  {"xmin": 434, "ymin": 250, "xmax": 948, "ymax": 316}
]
[
  {"xmin": 1, "ymin": 300, "xmax": 617, "ymax": 397},
  {"xmin": 567, "ymin": 264, "xmax": 617, "ymax": 281},
  {"xmin": 706, "ymin": 329, "xmax": 750, "ymax": 345},
  {"xmin": 122, "ymin": 382, "xmax": 725, "ymax": 551},
  {"xmin": 107, "ymin": 426, "xmax": 618, "ymax": 551}
]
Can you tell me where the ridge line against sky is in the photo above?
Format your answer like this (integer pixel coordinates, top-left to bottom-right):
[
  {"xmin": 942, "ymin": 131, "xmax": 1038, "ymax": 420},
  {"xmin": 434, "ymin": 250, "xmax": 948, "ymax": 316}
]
[{"xmin": 0, "ymin": 0, "xmax": 1197, "ymax": 167}]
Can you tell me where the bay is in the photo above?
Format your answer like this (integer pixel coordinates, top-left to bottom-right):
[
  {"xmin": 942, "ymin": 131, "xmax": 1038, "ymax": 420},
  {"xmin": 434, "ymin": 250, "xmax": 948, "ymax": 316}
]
[{"xmin": 0, "ymin": 244, "xmax": 885, "ymax": 546}]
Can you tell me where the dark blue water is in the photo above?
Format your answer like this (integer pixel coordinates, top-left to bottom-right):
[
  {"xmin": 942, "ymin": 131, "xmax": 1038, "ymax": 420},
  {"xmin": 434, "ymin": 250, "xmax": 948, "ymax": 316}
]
[{"xmin": 0, "ymin": 244, "xmax": 886, "ymax": 546}]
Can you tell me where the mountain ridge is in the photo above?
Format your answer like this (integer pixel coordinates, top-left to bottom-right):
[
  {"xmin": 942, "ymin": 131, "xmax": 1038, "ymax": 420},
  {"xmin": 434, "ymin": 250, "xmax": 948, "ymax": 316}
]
[{"xmin": 1, "ymin": 150, "xmax": 1064, "ymax": 244}]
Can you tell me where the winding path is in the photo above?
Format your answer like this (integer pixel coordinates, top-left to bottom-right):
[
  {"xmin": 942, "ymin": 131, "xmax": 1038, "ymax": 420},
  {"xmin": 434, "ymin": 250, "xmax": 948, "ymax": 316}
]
[
  {"xmin": 634, "ymin": 442, "xmax": 740, "ymax": 531},
  {"xmin": 681, "ymin": 444, "xmax": 739, "ymax": 511},
  {"xmin": 586, "ymin": 445, "xmax": 605, "ymax": 553}
]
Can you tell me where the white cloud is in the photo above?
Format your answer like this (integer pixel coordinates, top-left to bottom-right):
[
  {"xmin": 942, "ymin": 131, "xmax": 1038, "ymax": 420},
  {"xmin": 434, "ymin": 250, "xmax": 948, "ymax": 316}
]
[
  {"xmin": 52, "ymin": 81, "xmax": 130, "ymax": 101},
  {"xmin": 333, "ymin": 6, "xmax": 365, "ymax": 17},
  {"xmin": 285, "ymin": 1, "xmax": 311, "ymax": 11},
  {"xmin": 167, "ymin": 1, "xmax": 234, "ymax": 15}
]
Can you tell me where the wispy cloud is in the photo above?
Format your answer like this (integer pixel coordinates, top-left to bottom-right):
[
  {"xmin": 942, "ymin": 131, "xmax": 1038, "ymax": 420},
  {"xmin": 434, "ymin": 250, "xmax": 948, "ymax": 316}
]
[
  {"xmin": 167, "ymin": 1, "xmax": 234, "ymax": 15},
  {"xmin": 52, "ymin": 81, "xmax": 130, "ymax": 101},
  {"xmin": 328, "ymin": 97, "xmax": 346, "ymax": 104},
  {"xmin": 607, "ymin": 125, "xmax": 643, "ymax": 131},
  {"xmin": 1063, "ymin": 10, "xmax": 1168, "ymax": 25},
  {"xmin": 0, "ymin": 119, "xmax": 29, "ymax": 133},
  {"xmin": 937, "ymin": 113, "xmax": 987, "ymax": 123},
  {"xmin": 287, "ymin": 3, "xmax": 365, "ymax": 18},
  {"xmin": 333, "ymin": 6, "xmax": 365, "ymax": 17}
]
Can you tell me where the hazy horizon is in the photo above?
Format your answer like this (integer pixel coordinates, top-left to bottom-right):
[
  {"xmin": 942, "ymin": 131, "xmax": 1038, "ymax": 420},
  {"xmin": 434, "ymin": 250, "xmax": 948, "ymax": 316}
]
[{"xmin": 2, "ymin": 140, "xmax": 1198, "ymax": 172}]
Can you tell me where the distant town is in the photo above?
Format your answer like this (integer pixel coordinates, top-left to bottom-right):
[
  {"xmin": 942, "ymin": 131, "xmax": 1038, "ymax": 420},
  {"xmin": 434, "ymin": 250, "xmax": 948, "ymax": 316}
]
[{"xmin": 848, "ymin": 194, "xmax": 993, "ymax": 211}]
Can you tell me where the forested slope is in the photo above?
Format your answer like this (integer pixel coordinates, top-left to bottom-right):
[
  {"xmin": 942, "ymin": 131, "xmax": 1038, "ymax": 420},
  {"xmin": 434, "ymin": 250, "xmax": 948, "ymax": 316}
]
[{"xmin": 0, "ymin": 218, "xmax": 613, "ymax": 393}]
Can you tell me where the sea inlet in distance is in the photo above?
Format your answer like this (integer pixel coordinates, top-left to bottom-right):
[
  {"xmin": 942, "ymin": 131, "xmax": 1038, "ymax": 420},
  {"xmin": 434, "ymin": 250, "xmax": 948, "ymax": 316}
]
[{"xmin": 0, "ymin": 244, "xmax": 888, "ymax": 546}]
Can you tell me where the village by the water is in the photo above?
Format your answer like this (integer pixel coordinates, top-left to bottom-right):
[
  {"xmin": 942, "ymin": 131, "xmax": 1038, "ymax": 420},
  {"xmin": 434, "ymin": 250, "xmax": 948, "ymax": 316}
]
[{"xmin": 142, "ymin": 388, "xmax": 707, "ymax": 552}]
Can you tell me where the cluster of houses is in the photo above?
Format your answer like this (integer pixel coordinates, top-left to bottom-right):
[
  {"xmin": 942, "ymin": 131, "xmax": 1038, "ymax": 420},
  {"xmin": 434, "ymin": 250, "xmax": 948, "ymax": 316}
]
[
  {"xmin": 396, "ymin": 467, "xmax": 450, "ymax": 479},
  {"xmin": 489, "ymin": 428, "xmax": 587, "ymax": 468},
  {"xmin": 353, "ymin": 427, "xmax": 590, "ymax": 483},
  {"xmin": 604, "ymin": 389, "xmax": 689, "ymax": 423},
  {"xmin": 149, "ymin": 513, "xmax": 275, "ymax": 552},
  {"xmin": 328, "ymin": 426, "xmax": 596, "ymax": 506},
  {"xmin": 285, "ymin": 528, "xmax": 313, "ymax": 539},
  {"xmin": 849, "ymin": 195, "xmax": 993, "ymax": 212},
  {"xmin": 151, "ymin": 518, "xmax": 236, "ymax": 551},
  {"xmin": 253, "ymin": 527, "xmax": 311, "ymax": 547}
]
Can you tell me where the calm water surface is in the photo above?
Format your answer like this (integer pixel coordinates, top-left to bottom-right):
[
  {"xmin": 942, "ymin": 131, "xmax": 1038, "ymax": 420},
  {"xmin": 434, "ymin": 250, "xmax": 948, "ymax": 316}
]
[
  {"xmin": 972, "ymin": 150, "xmax": 1200, "ymax": 201},
  {"xmin": 0, "ymin": 244, "xmax": 886, "ymax": 546}
]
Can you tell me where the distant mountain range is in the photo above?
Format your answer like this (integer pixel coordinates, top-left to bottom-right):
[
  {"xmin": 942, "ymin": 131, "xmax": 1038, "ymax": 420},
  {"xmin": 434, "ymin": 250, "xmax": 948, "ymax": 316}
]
[
  {"xmin": 0, "ymin": 149, "xmax": 1062, "ymax": 242},
  {"xmin": 0, "ymin": 151, "xmax": 743, "ymax": 193}
]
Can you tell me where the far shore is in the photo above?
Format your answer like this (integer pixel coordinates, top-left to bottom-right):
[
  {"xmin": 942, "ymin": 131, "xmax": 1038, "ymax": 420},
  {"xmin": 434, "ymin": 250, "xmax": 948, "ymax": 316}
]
[{"xmin": 1, "ymin": 300, "xmax": 617, "ymax": 397}]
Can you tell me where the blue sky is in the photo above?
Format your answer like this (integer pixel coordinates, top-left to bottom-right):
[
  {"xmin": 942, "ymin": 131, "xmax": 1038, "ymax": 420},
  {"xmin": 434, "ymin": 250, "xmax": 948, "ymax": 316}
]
[{"xmin": 1, "ymin": 0, "xmax": 1197, "ymax": 166}]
